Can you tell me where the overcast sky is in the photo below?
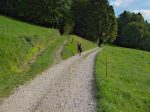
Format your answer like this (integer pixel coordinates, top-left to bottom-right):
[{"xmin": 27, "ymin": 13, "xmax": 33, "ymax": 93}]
[{"xmin": 109, "ymin": 0, "xmax": 150, "ymax": 22}]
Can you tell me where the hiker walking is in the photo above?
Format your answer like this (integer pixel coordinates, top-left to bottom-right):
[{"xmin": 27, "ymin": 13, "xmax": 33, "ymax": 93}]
[{"xmin": 77, "ymin": 42, "xmax": 82, "ymax": 55}]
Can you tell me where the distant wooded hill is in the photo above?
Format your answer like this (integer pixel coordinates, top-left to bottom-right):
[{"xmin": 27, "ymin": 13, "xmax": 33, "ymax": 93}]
[{"xmin": 116, "ymin": 11, "xmax": 150, "ymax": 51}]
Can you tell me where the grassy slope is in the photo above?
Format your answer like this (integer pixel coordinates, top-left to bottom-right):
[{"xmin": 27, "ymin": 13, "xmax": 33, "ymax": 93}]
[
  {"xmin": 0, "ymin": 16, "xmax": 65, "ymax": 97},
  {"xmin": 96, "ymin": 45, "xmax": 150, "ymax": 112},
  {"xmin": 62, "ymin": 35, "xmax": 97, "ymax": 59}
]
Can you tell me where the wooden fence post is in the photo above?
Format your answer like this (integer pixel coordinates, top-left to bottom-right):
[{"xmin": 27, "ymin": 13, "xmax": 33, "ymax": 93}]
[
  {"xmin": 106, "ymin": 55, "xmax": 108, "ymax": 78},
  {"xmin": 4, "ymin": 24, "xmax": 6, "ymax": 35}
]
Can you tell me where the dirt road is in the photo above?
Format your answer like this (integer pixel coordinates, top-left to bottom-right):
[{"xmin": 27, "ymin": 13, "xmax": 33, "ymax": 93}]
[{"xmin": 0, "ymin": 48, "xmax": 99, "ymax": 112}]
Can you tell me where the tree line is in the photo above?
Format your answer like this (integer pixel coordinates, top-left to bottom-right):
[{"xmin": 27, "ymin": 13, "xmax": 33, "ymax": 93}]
[
  {"xmin": 0, "ymin": 0, "xmax": 117, "ymax": 46},
  {"xmin": 116, "ymin": 11, "xmax": 150, "ymax": 51},
  {"xmin": 0, "ymin": 1, "xmax": 149, "ymax": 51}
]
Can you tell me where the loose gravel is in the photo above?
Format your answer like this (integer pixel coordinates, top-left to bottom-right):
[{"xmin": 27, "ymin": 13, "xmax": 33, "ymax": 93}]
[{"xmin": 0, "ymin": 48, "xmax": 99, "ymax": 112}]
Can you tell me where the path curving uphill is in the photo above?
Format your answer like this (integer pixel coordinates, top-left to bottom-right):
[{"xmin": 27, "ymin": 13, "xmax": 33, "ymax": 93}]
[{"xmin": 0, "ymin": 48, "xmax": 100, "ymax": 112}]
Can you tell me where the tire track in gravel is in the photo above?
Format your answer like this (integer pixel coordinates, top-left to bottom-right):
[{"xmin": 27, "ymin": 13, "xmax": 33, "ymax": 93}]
[{"xmin": 0, "ymin": 48, "xmax": 99, "ymax": 112}]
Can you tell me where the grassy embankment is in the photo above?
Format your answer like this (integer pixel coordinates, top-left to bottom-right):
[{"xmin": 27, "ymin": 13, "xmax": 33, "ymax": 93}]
[
  {"xmin": 62, "ymin": 35, "xmax": 97, "ymax": 59},
  {"xmin": 0, "ymin": 16, "xmax": 65, "ymax": 97},
  {"xmin": 96, "ymin": 45, "xmax": 150, "ymax": 112}
]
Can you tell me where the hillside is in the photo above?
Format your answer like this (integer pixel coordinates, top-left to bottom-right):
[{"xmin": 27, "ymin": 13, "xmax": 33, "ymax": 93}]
[
  {"xmin": 0, "ymin": 15, "xmax": 65, "ymax": 97},
  {"xmin": 0, "ymin": 16, "xmax": 97, "ymax": 98},
  {"xmin": 62, "ymin": 35, "xmax": 97, "ymax": 59},
  {"xmin": 96, "ymin": 45, "xmax": 150, "ymax": 112}
]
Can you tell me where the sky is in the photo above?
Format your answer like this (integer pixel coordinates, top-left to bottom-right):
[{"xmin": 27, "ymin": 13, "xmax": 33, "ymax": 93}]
[{"xmin": 109, "ymin": 0, "xmax": 150, "ymax": 22}]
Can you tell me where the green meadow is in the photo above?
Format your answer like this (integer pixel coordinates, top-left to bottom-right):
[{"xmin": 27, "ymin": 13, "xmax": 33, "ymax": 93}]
[
  {"xmin": 0, "ymin": 16, "xmax": 96, "ymax": 98},
  {"xmin": 0, "ymin": 16, "xmax": 65, "ymax": 97},
  {"xmin": 96, "ymin": 45, "xmax": 150, "ymax": 112}
]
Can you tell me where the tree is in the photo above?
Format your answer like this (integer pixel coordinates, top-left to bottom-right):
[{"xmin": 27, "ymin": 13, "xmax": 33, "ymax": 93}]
[
  {"xmin": 0, "ymin": 0, "xmax": 117, "ymax": 42},
  {"xmin": 116, "ymin": 11, "xmax": 150, "ymax": 51},
  {"xmin": 0, "ymin": 0, "xmax": 74, "ymax": 33},
  {"xmin": 0, "ymin": 0, "xmax": 18, "ymax": 17},
  {"xmin": 130, "ymin": 13, "xmax": 144, "ymax": 23},
  {"xmin": 121, "ymin": 22, "xmax": 146, "ymax": 48},
  {"xmin": 116, "ymin": 11, "xmax": 145, "ymax": 45},
  {"xmin": 73, "ymin": 0, "xmax": 117, "ymax": 45}
]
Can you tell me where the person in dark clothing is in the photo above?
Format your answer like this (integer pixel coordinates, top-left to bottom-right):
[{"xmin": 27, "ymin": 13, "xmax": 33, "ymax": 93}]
[{"xmin": 77, "ymin": 42, "xmax": 82, "ymax": 55}]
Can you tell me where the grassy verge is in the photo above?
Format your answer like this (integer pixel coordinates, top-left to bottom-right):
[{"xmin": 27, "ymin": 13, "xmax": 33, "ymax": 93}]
[
  {"xmin": 0, "ymin": 16, "xmax": 65, "ymax": 97},
  {"xmin": 95, "ymin": 45, "xmax": 150, "ymax": 112},
  {"xmin": 62, "ymin": 35, "xmax": 97, "ymax": 59}
]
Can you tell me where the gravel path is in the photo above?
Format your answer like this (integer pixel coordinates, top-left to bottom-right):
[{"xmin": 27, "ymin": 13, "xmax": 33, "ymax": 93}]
[
  {"xmin": 0, "ymin": 48, "xmax": 99, "ymax": 112},
  {"xmin": 55, "ymin": 40, "xmax": 67, "ymax": 64}
]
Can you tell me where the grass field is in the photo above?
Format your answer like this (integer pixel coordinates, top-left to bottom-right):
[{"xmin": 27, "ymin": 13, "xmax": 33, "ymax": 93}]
[
  {"xmin": 0, "ymin": 16, "xmax": 96, "ymax": 98},
  {"xmin": 62, "ymin": 35, "xmax": 97, "ymax": 59},
  {"xmin": 95, "ymin": 45, "xmax": 150, "ymax": 112},
  {"xmin": 0, "ymin": 15, "xmax": 65, "ymax": 97}
]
